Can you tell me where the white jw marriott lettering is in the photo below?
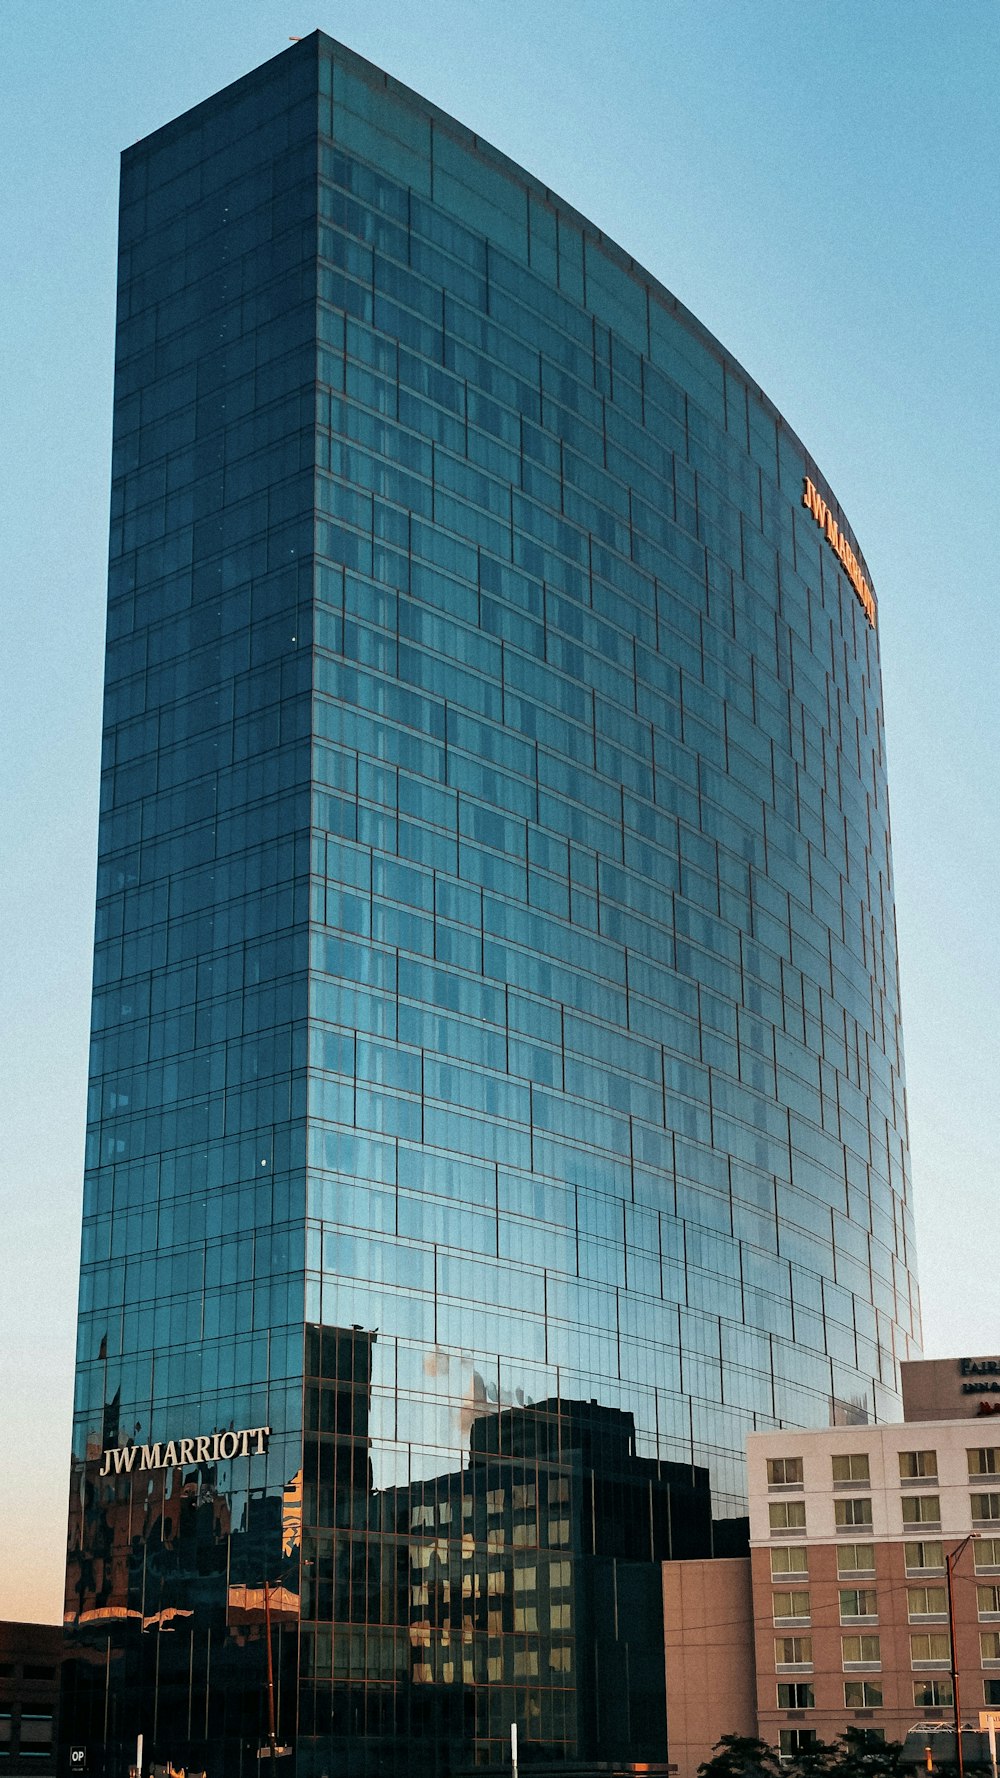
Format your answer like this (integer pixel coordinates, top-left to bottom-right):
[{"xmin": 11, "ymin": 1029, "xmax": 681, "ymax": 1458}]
[{"xmin": 99, "ymin": 1426, "xmax": 270, "ymax": 1477}]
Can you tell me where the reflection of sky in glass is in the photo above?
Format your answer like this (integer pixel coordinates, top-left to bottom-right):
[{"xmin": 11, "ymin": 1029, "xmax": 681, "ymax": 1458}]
[{"xmin": 63, "ymin": 30, "xmax": 917, "ymax": 1776}]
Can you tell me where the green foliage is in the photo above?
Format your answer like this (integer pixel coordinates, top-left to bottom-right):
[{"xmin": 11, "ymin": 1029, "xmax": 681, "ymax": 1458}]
[
  {"xmin": 696, "ymin": 1728, "xmax": 908, "ymax": 1778},
  {"xmin": 831, "ymin": 1728, "xmax": 907, "ymax": 1778},
  {"xmin": 696, "ymin": 1734, "xmax": 786, "ymax": 1778}
]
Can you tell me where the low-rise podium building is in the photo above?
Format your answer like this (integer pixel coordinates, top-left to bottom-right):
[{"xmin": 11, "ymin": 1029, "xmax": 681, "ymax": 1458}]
[
  {"xmin": 0, "ymin": 1623, "xmax": 61, "ymax": 1776},
  {"xmin": 664, "ymin": 1355, "xmax": 1000, "ymax": 1775},
  {"xmin": 748, "ymin": 1416, "xmax": 1000, "ymax": 1754}
]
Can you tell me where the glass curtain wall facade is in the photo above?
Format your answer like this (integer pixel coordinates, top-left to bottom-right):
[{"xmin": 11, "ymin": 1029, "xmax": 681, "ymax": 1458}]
[{"xmin": 63, "ymin": 32, "xmax": 919, "ymax": 1778}]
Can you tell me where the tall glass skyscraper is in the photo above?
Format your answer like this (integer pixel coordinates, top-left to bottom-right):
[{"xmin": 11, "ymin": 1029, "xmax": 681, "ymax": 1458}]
[{"xmin": 62, "ymin": 32, "xmax": 919, "ymax": 1778}]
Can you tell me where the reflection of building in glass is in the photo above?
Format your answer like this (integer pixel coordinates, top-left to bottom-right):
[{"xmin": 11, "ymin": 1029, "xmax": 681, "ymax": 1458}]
[
  {"xmin": 399, "ymin": 1399, "xmax": 712, "ymax": 1765},
  {"xmin": 64, "ymin": 27, "xmax": 918, "ymax": 1778},
  {"xmin": 63, "ymin": 1398, "xmax": 297, "ymax": 1768},
  {"xmin": 300, "ymin": 1340, "xmax": 714, "ymax": 1769},
  {"xmin": 65, "ymin": 1330, "xmax": 714, "ymax": 1772}
]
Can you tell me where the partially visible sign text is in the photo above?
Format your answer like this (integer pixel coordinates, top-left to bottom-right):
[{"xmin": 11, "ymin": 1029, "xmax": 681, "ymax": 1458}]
[{"xmin": 802, "ymin": 477, "xmax": 876, "ymax": 629}]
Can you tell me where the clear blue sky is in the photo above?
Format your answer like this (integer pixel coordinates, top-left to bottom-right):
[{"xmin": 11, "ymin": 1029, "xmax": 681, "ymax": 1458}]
[{"xmin": 1, "ymin": 0, "xmax": 997, "ymax": 1623}]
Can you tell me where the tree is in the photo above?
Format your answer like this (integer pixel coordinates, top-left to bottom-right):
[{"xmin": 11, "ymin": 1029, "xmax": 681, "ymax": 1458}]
[
  {"xmin": 697, "ymin": 1729, "xmax": 908, "ymax": 1778},
  {"xmin": 829, "ymin": 1728, "xmax": 906, "ymax": 1778},
  {"xmin": 696, "ymin": 1735, "xmax": 787, "ymax": 1778}
]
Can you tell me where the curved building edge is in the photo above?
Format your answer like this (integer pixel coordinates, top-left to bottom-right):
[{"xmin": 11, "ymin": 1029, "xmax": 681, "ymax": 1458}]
[{"xmin": 125, "ymin": 26, "xmax": 877, "ymax": 614}]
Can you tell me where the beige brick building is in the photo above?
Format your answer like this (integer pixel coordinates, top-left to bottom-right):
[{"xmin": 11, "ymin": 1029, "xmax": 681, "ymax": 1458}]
[{"xmin": 664, "ymin": 1355, "xmax": 1000, "ymax": 1775}]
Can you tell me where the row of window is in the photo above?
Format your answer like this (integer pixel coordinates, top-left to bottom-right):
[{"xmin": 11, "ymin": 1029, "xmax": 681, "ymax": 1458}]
[
  {"xmin": 776, "ymin": 1730, "xmax": 853, "ymax": 1763},
  {"xmin": 768, "ymin": 1448, "xmax": 1000, "ymax": 1489},
  {"xmin": 777, "ymin": 1678, "xmax": 971, "ymax": 1709},
  {"xmin": 769, "ymin": 1492, "xmax": 1000, "ymax": 1534},
  {"xmin": 770, "ymin": 1539, "xmax": 995, "ymax": 1577},
  {"xmin": 775, "ymin": 1631, "xmax": 1000, "ymax": 1670},
  {"xmin": 773, "ymin": 1585, "xmax": 1000, "ymax": 1623}
]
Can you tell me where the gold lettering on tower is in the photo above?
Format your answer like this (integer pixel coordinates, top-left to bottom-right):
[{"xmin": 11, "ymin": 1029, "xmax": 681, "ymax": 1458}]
[{"xmin": 801, "ymin": 477, "xmax": 876, "ymax": 628}]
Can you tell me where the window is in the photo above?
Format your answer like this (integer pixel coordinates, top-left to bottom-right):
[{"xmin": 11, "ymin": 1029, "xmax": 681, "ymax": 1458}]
[
  {"xmin": 768, "ymin": 1456, "xmax": 804, "ymax": 1488},
  {"xmin": 779, "ymin": 1731, "xmax": 817, "ymax": 1762},
  {"xmin": 983, "ymin": 1633, "xmax": 1000, "ymax": 1666},
  {"xmin": 770, "ymin": 1500, "xmax": 807, "ymax": 1535},
  {"xmin": 981, "ymin": 1588, "xmax": 1000, "ymax": 1621},
  {"xmin": 969, "ymin": 1449, "xmax": 1000, "ymax": 1477},
  {"xmin": 902, "ymin": 1495, "xmax": 941, "ymax": 1526},
  {"xmin": 840, "ymin": 1588, "xmax": 878, "ymax": 1621},
  {"xmin": 774, "ymin": 1637, "xmax": 812, "ymax": 1669},
  {"xmin": 900, "ymin": 1450, "xmax": 938, "ymax": 1483},
  {"xmin": 777, "ymin": 1683, "xmax": 815, "ymax": 1709},
  {"xmin": 833, "ymin": 1452, "xmax": 871, "ymax": 1486},
  {"xmin": 914, "ymin": 1679, "xmax": 953, "ymax": 1708},
  {"xmin": 978, "ymin": 1540, "xmax": 1000, "ymax": 1572},
  {"xmin": 908, "ymin": 1586, "xmax": 948, "ymax": 1619},
  {"xmin": 19, "ymin": 1715, "xmax": 53, "ymax": 1751},
  {"xmin": 972, "ymin": 1494, "xmax": 1000, "ymax": 1525},
  {"xmin": 773, "ymin": 1591, "xmax": 811, "ymax": 1624},
  {"xmin": 838, "ymin": 1543, "xmax": 876, "ymax": 1577},
  {"xmin": 845, "ymin": 1680, "xmax": 883, "ymax": 1707},
  {"xmin": 772, "ymin": 1547, "xmax": 808, "ymax": 1579},
  {"xmin": 0, "ymin": 1717, "xmax": 11, "ymax": 1748},
  {"xmin": 906, "ymin": 1541, "xmax": 945, "ymax": 1574},
  {"xmin": 842, "ymin": 1635, "xmax": 881, "ymax": 1668},
  {"xmin": 985, "ymin": 1680, "xmax": 1000, "ymax": 1707},
  {"xmin": 911, "ymin": 1633, "xmax": 952, "ymax": 1667},
  {"xmin": 835, "ymin": 1497, "xmax": 873, "ymax": 1529}
]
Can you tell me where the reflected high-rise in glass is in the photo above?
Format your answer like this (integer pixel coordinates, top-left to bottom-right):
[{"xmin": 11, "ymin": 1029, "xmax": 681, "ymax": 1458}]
[{"xmin": 62, "ymin": 32, "xmax": 919, "ymax": 1778}]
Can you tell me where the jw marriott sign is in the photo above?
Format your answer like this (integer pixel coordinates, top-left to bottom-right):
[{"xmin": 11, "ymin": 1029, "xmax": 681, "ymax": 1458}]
[{"xmin": 99, "ymin": 1426, "xmax": 271, "ymax": 1477}]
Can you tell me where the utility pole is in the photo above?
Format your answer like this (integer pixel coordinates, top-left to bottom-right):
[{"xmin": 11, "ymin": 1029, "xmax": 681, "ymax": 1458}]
[{"xmin": 947, "ymin": 1533, "xmax": 978, "ymax": 1778}]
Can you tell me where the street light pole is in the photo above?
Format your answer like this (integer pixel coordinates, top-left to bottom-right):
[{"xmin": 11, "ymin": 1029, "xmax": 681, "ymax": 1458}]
[
  {"xmin": 256, "ymin": 1566, "xmax": 297, "ymax": 1762},
  {"xmin": 947, "ymin": 1534, "xmax": 978, "ymax": 1778},
  {"xmin": 263, "ymin": 1579, "xmax": 278, "ymax": 1763}
]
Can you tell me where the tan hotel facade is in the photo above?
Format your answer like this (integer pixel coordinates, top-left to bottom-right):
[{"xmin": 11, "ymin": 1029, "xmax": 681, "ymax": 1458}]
[{"xmin": 664, "ymin": 1357, "xmax": 1000, "ymax": 1776}]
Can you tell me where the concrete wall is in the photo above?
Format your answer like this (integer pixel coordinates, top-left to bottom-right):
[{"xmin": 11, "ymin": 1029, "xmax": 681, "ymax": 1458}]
[
  {"xmin": 748, "ymin": 1418, "xmax": 1000, "ymax": 1545},
  {"xmin": 664, "ymin": 1558, "xmax": 756, "ymax": 1778}
]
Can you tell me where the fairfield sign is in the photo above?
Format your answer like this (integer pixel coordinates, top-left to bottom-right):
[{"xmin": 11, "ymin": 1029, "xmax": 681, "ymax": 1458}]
[
  {"xmin": 801, "ymin": 477, "xmax": 876, "ymax": 629},
  {"xmin": 99, "ymin": 1426, "xmax": 270, "ymax": 1477}
]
